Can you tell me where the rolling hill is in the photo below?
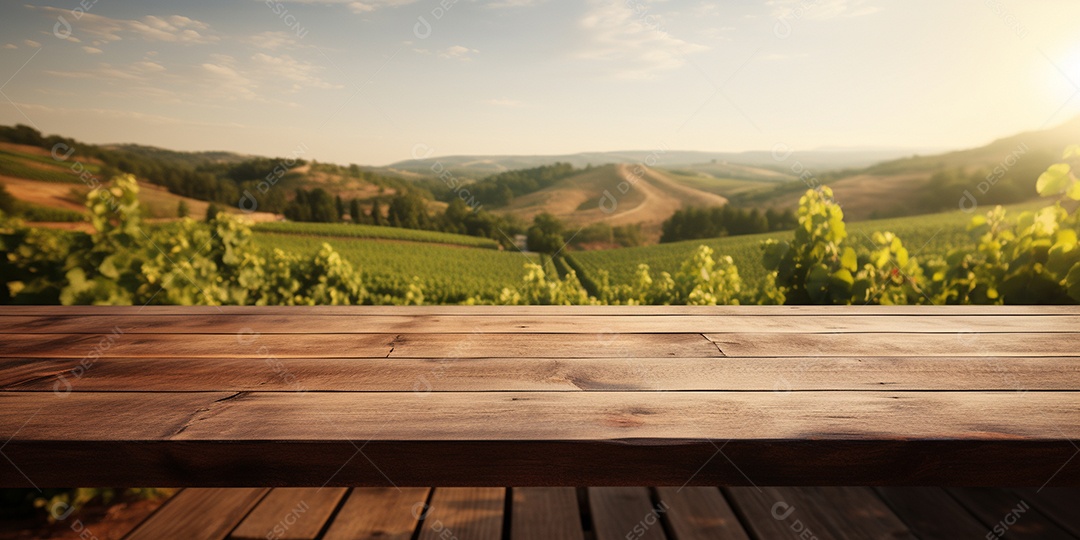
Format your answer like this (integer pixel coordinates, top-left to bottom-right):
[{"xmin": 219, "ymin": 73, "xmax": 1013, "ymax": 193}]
[
  {"xmin": 729, "ymin": 116, "xmax": 1080, "ymax": 220},
  {"xmin": 497, "ymin": 164, "xmax": 728, "ymax": 241},
  {"xmin": 5, "ymin": 116, "xmax": 1079, "ymax": 245},
  {"xmin": 385, "ymin": 148, "xmax": 935, "ymax": 180},
  {"xmin": 0, "ymin": 141, "xmax": 276, "ymax": 226}
]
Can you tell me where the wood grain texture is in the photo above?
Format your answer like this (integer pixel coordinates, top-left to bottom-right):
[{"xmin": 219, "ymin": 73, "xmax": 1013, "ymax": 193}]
[
  {"xmin": 654, "ymin": 487, "xmax": 750, "ymax": 540},
  {"xmin": 1011, "ymin": 488, "xmax": 1080, "ymax": 537},
  {"xmin": 511, "ymin": 487, "xmax": 584, "ymax": 540},
  {"xmin": 4, "ymin": 331, "xmax": 1077, "ymax": 358},
  {"xmin": 726, "ymin": 487, "xmax": 915, "ymax": 540},
  {"xmin": 321, "ymin": 487, "xmax": 430, "ymax": 540},
  {"xmin": 947, "ymin": 488, "xmax": 1076, "ymax": 540},
  {"xmin": 5, "ymin": 356, "xmax": 1077, "ymax": 392},
  {"xmin": 705, "ymin": 332, "xmax": 1080, "ymax": 357},
  {"xmin": 124, "ymin": 488, "xmax": 268, "ymax": 540},
  {"xmin": 2, "ymin": 305, "xmax": 1078, "ymax": 489},
  {"xmin": 588, "ymin": 487, "xmax": 667, "ymax": 540},
  {"xmin": 0, "ymin": 333, "xmax": 723, "ymax": 359},
  {"xmin": 416, "ymin": 488, "xmax": 504, "ymax": 540},
  {"xmin": 875, "ymin": 487, "xmax": 989, "ymax": 539},
  {"xmin": 229, "ymin": 488, "xmax": 347, "ymax": 539},
  {"xmin": 2, "ymin": 391, "xmax": 1079, "ymax": 487}
]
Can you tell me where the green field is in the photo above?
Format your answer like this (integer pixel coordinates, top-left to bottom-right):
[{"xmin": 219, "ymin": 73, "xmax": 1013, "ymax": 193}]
[
  {"xmin": 255, "ymin": 221, "xmax": 500, "ymax": 249},
  {"xmin": 252, "ymin": 233, "xmax": 536, "ymax": 302},
  {"xmin": 568, "ymin": 201, "xmax": 1048, "ymax": 292},
  {"xmin": 0, "ymin": 150, "xmax": 86, "ymax": 184}
]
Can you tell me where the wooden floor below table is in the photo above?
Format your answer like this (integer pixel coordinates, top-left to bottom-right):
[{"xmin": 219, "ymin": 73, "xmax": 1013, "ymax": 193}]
[{"xmin": 122, "ymin": 486, "xmax": 1080, "ymax": 540}]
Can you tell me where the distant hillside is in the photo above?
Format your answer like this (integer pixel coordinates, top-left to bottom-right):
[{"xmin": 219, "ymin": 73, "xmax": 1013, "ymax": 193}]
[
  {"xmin": 104, "ymin": 144, "xmax": 254, "ymax": 169},
  {"xmin": 497, "ymin": 164, "xmax": 728, "ymax": 241},
  {"xmin": 386, "ymin": 148, "xmax": 935, "ymax": 180},
  {"xmin": 733, "ymin": 116, "xmax": 1080, "ymax": 220}
]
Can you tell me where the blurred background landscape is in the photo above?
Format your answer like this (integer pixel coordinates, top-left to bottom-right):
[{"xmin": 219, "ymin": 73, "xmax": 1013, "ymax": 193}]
[{"xmin": 1, "ymin": 0, "xmax": 1079, "ymax": 306}]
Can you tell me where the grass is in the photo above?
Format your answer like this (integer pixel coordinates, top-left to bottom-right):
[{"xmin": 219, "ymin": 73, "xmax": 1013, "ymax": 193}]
[
  {"xmin": 252, "ymin": 233, "xmax": 537, "ymax": 302},
  {"xmin": 255, "ymin": 222, "xmax": 500, "ymax": 249}
]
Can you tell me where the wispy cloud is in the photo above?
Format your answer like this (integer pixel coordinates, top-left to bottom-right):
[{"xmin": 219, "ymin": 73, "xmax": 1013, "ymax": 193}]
[
  {"xmin": 273, "ymin": 0, "xmax": 419, "ymax": 13},
  {"xmin": 243, "ymin": 31, "xmax": 306, "ymax": 51},
  {"xmin": 578, "ymin": 0, "xmax": 707, "ymax": 79},
  {"xmin": 486, "ymin": 0, "xmax": 547, "ymax": 8},
  {"xmin": 29, "ymin": 6, "xmax": 217, "ymax": 45},
  {"xmin": 348, "ymin": 0, "xmax": 419, "ymax": 13},
  {"xmin": 439, "ymin": 45, "xmax": 478, "ymax": 60},
  {"xmin": 767, "ymin": 0, "xmax": 881, "ymax": 20}
]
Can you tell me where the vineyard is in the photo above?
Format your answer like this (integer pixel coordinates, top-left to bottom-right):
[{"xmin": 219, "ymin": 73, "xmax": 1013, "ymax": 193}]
[
  {"xmin": 0, "ymin": 148, "xmax": 99, "ymax": 185},
  {"xmin": 2, "ymin": 147, "xmax": 1079, "ymax": 306},
  {"xmin": 251, "ymin": 233, "xmax": 537, "ymax": 303},
  {"xmin": 570, "ymin": 199, "xmax": 1049, "ymax": 293},
  {"xmin": 255, "ymin": 221, "xmax": 501, "ymax": 249}
]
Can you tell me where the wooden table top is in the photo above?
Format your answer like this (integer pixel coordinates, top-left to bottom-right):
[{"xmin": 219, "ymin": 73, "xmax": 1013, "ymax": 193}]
[{"xmin": 1, "ymin": 305, "xmax": 1078, "ymax": 487}]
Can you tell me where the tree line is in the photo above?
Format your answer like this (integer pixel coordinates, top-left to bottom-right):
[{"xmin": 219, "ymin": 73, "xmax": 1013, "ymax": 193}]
[{"xmin": 660, "ymin": 206, "xmax": 797, "ymax": 243}]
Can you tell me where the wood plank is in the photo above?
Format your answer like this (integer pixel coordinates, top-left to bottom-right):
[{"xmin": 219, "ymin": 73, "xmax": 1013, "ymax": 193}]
[
  {"xmin": 3, "ymin": 391, "xmax": 1078, "ymax": 487},
  {"xmin": 161, "ymin": 391, "xmax": 1080, "ymax": 443},
  {"xmin": 4, "ymin": 305, "xmax": 1077, "ymax": 316},
  {"xmin": 0, "ymin": 333, "xmax": 394, "ymax": 359},
  {"xmin": 1012, "ymin": 488, "xmax": 1080, "ymax": 537},
  {"xmin": 124, "ymin": 488, "xmax": 268, "ymax": 540},
  {"xmin": 6, "ymin": 331, "xmax": 1075, "ymax": 359},
  {"xmin": 6, "ymin": 314, "xmax": 1079, "ymax": 334},
  {"xmin": 0, "ymin": 333, "xmax": 722, "ymax": 358},
  {"xmin": 948, "ymin": 488, "xmax": 1076, "ymax": 539},
  {"xmin": 416, "ymin": 488, "xmax": 504, "ymax": 540},
  {"xmin": 229, "ymin": 488, "xmax": 347, "ymax": 539},
  {"xmin": 654, "ymin": 487, "xmax": 750, "ymax": 540},
  {"xmin": 706, "ymin": 332, "xmax": 1080, "ymax": 357},
  {"xmin": 726, "ymin": 487, "xmax": 914, "ymax": 539},
  {"xmin": 321, "ymin": 487, "xmax": 430, "ymax": 540},
  {"xmin": 589, "ymin": 487, "xmax": 667, "ymax": 540},
  {"xmin": 798, "ymin": 487, "xmax": 914, "ymax": 539},
  {"xmin": 511, "ymin": 487, "xmax": 584, "ymax": 540},
  {"xmin": 6, "ymin": 356, "xmax": 1076, "ymax": 392},
  {"xmin": 875, "ymin": 487, "xmax": 989, "ymax": 539},
  {"xmin": 0, "ymin": 391, "xmax": 235, "ymax": 439}
]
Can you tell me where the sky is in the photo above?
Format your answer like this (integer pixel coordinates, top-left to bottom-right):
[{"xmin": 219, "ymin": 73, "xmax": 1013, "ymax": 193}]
[{"xmin": 0, "ymin": 0, "xmax": 1079, "ymax": 166}]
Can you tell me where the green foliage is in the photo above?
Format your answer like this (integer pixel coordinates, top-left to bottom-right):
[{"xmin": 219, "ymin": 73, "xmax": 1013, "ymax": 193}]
[
  {"xmin": 923, "ymin": 146, "xmax": 1080, "ymax": 304},
  {"xmin": 661, "ymin": 205, "xmax": 796, "ymax": 242},
  {"xmin": 570, "ymin": 222, "xmax": 644, "ymax": 248},
  {"xmin": 285, "ymin": 188, "xmax": 339, "ymax": 222},
  {"xmin": 2, "ymin": 175, "xmax": 372, "ymax": 306},
  {"xmin": 762, "ymin": 187, "xmax": 857, "ymax": 304},
  {"xmin": 205, "ymin": 203, "xmax": 221, "ymax": 222},
  {"xmin": 496, "ymin": 262, "xmax": 596, "ymax": 305},
  {"xmin": 3, "ymin": 147, "xmax": 1080, "ymax": 306},
  {"xmin": 467, "ymin": 163, "xmax": 576, "ymax": 207},
  {"xmin": 526, "ymin": 212, "xmax": 566, "ymax": 254}
]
